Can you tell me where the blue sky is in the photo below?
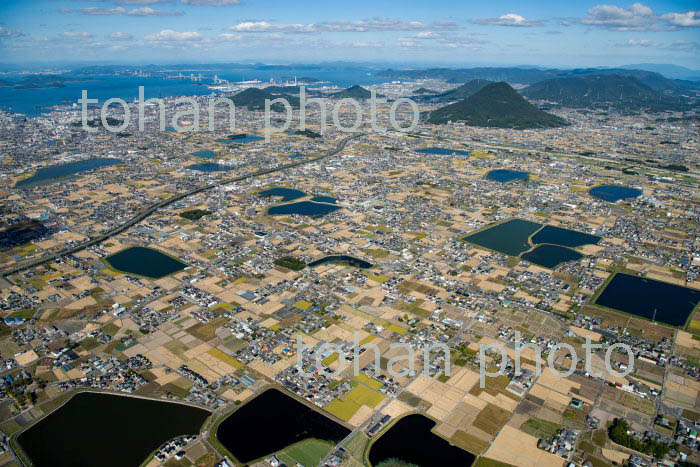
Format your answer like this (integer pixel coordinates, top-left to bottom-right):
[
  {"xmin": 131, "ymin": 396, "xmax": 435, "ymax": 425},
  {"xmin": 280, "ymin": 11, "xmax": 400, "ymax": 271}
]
[{"xmin": 0, "ymin": 0, "xmax": 698, "ymax": 67}]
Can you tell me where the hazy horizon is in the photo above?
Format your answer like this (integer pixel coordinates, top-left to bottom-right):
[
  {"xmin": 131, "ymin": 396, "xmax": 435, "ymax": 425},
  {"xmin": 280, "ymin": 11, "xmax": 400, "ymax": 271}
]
[{"xmin": 1, "ymin": 0, "xmax": 698, "ymax": 69}]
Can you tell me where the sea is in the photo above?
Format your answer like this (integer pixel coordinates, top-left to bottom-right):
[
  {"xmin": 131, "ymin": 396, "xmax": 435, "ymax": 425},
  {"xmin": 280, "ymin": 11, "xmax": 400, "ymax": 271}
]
[{"xmin": 0, "ymin": 67, "xmax": 390, "ymax": 117}]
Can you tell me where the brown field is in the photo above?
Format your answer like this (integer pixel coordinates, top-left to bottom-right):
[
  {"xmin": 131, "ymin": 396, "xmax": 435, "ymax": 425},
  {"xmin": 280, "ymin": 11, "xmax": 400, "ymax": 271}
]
[
  {"xmin": 451, "ymin": 430, "xmax": 490, "ymax": 454},
  {"xmin": 601, "ymin": 385, "xmax": 656, "ymax": 416},
  {"xmin": 582, "ymin": 305, "xmax": 674, "ymax": 342},
  {"xmin": 484, "ymin": 425, "xmax": 565, "ymax": 467},
  {"xmin": 473, "ymin": 403, "xmax": 511, "ymax": 436}
]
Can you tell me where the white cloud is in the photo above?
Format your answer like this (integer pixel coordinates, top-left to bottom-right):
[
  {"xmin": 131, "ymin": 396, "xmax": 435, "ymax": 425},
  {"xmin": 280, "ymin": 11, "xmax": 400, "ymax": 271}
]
[
  {"xmin": 145, "ymin": 29, "xmax": 202, "ymax": 41},
  {"xmin": 618, "ymin": 38, "xmax": 658, "ymax": 46},
  {"xmin": 671, "ymin": 40, "xmax": 700, "ymax": 52},
  {"xmin": 581, "ymin": 4, "xmax": 700, "ymax": 30},
  {"xmin": 181, "ymin": 0, "xmax": 240, "ymax": 5},
  {"xmin": 470, "ymin": 13, "xmax": 543, "ymax": 27},
  {"xmin": 660, "ymin": 11, "xmax": 700, "ymax": 28},
  {"xmin": 349, "ymin": 41, "xmax": 383, "ymax": 48},
  {"xmin": 318, "ymin": 18, "xmax": 451, "ymax": 32},
  {"xmin": 217, "ymin": 32, "xmax": 243, "ymax": 41},
  {"xmin": 116, "ymin": 0, "xmax": 175, "ymax": 4},
  {"xmin": 229, "ymin": 21, "xmax": 316, "ymax": 33},
  {"xmin": 227, "ymin": 18, "xmax": 457, "ymax": 34},
  {"xmin": 581, "ymin": 3, "xmax": 656, "ymax": 30},
  {"xmin": 78, "ymin": 6, "xmax": 184, "ymax": 16},
  {"xmin": 0, "ymin": 27, "xmax": 24, "ymax": 39},
  {"xmin": 61, "ymin": 31, "xmax": 93, "ymax": 38},
  {"xmin": 108, "ymin": 32, "xmax": 134, "ymax": 40},
  {"xmin": 129, "ymin": 7, "xmax": 183, "ymax": 16}
]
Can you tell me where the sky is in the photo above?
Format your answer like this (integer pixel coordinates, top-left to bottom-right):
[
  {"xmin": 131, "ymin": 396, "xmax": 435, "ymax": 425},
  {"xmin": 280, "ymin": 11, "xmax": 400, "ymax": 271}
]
[{"xmin": 0, "ymin": 0, "xmax": 698, "ymax": 68}]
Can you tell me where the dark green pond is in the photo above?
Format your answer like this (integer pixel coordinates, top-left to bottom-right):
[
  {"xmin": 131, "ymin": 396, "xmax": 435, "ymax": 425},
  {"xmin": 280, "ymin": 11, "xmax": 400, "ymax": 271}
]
[
  {"xmin": 259, "ymin": 187, "xmax": 306, "ymax": 202},
  {"xmin": 463, "ymin": 219, "xmax": 543, "ymax": 256},
  {"xmin": 594, "ymin": 273, "xmax": 700, "ymax": 326},
  {"xmin": 216, "ymin": 388, "xmax": 350, "ymax": 464},
  {"xmin": 267, "ymin": 201, "xmax": 342, "ymax": 218},
  {"xmin": 105, "ymin": 247, "xmax": 187, "ymax": 278},
  {"xmin": 308, "ymin": 255, "xmax": 372, "ymax": 269},
  {"xmin": 531, "ymin": 225, "xmax": 601, "ymax": 248},
  {"xmin": 486, "ymin": 169, "xmax": 529, "ymax": 183},
  {"xmin": 368, "ymin": 414, "xmax": 474, "ymax": 467},
  {"xmin": 17, "ymin": 392, "xmax": 211, "ymax": 467},
  {"xmin": 15, "ymin": 158, "xmax": 122, "ymax": 188},
  {"xmin": 589, "ymin": 185, "xmax": 642, "ymax": 203},
  {"xmin": 521, "ymin": 245, "xmax": 584, "ymax": 268}
]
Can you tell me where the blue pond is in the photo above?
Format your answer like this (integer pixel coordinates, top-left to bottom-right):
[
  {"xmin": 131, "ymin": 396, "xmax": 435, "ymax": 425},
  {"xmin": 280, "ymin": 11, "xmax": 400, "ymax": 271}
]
[
  {"xmin": 589, "ymin": 185, "xmax": 642, "ymax": 203},
  {"xmin": 216, "ymin": 135, "xmax": 264, "ymax": 143},
  {"xmin": 267, "ymin": 201, "xmax": 341, "ymax": 218},
  {"xmin": 186, "ymin": 163, "xmax": 234, "ymax": 172},
  {"xmin": 310, "ymin": 196, "xmax": 337, "ymax": 204},
  {"xmin": 595, "ymin": 273, "xmax": 700, "ymax": 326},
  {"xmin": 486, "ymin": 169, "xmax": 529, "ymax": 183},
  {"xmin": 215, "ymin": 388, "xmax": 350, "ymax": 464},
  {"xmin": 368, "ymin": 414, "xmax": 475, "ymax": 467},
  {"xmin": 259, "ymin": 187, "xmax": 306, "ymax": 202},
  {"xmin": 531, "ymin": 225, "xmax": 601, "ymax": 248},
  {"xmin": 521, "ymin": 245, "xmax": 584, "ymax": 269},
  {"xmin": 463, "ymin": 219, "xmax": 542, "ymax": 257},
  {"xmin": 416, "ymin": 147, "xmax": 470, "ymax": 156},
  {"xmin": 15, "ymin": 158, "xmax": 122, "ymax": 187},
  {"xmin": 463, "ymin": 219, "xmax": 601, "ymax": 269},
  {"xmin": 105, "ymin": 247, "xmax": 188, "ymax": 279},
  {"xmin": 289, "ymin": 154, "xmax": 305, "ymax": 159},
  {"xmin": 192, "ymin": 150, "xmax": 217, "ymax": 159}
]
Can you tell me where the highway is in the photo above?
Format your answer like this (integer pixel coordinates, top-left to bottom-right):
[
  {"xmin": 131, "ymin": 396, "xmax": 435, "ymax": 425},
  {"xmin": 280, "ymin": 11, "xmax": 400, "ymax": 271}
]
[{"xmin": 1, "ymin": 133, "xmax": 362, "ymax": 279}]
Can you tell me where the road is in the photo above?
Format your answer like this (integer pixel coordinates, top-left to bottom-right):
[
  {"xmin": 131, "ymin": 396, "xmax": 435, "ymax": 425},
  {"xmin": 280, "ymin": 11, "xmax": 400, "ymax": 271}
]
[{"xmin": 1, "ymin": 133, "xmax": 363, "ymax": 279}]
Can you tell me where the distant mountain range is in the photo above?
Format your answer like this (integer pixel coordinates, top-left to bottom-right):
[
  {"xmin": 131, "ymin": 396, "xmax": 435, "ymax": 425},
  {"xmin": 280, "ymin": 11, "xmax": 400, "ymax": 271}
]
[
  {"xmin": 427, "ymin": 82, "xmax": 568, "ymax": 129},
  {"xmin": 379, "ymin": 67, "xmax": 699, "ymax": 96},
  {"xmin": 618, "ymin": 63, "xmax": 700, "ymax": 81},
  {"xmin": 0, "ymin": 75, "xmax": 67, "ymax": 89},
  {"xmin": 521, "ymin": 74, "xmax": 689, "ymax": 111}
]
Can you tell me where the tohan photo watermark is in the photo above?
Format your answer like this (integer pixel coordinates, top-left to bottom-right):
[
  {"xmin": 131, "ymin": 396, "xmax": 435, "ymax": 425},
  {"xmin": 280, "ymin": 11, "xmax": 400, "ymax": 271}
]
[
  {"xmin": 78, "ymin": 86, "xmax": 420, "ymax": 142},
  {"xmin": 293, "ymin": 331, "xmax": 634, "ymax": 388}
]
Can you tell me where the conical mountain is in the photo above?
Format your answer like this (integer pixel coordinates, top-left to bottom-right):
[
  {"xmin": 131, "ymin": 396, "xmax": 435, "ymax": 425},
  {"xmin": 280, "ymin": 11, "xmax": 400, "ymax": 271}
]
[
  {"xmin": 331, "ymin": 85, "xmax": 383, "ymax": 99},
  {"xmin": 428, "ymin": 82, "xmax": 568, "ymax": 129},
  {"xmin": 230, "ymin": 87, "xmax": 299, "ymax": 111}
]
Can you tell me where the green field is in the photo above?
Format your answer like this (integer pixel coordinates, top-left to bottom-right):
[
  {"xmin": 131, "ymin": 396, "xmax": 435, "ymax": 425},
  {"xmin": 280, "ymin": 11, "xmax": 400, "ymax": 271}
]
[
  {"xmin": 325, "ymin": 398, "xmax": 361, "ymax": 421},
  {"xmin": 277, "ymin": 438, "xmax": 333, "ymax": 467},
  {"xmin": 345, "ymin": 385, "xmax": 385, "ymax": 408},
  {"xmin": 354, "ymin": 373, "xmax": 383, "ymax": 390},
  {"xmin": 520, "ymin": 418, "xmax": 561, "ymax": 439}
]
